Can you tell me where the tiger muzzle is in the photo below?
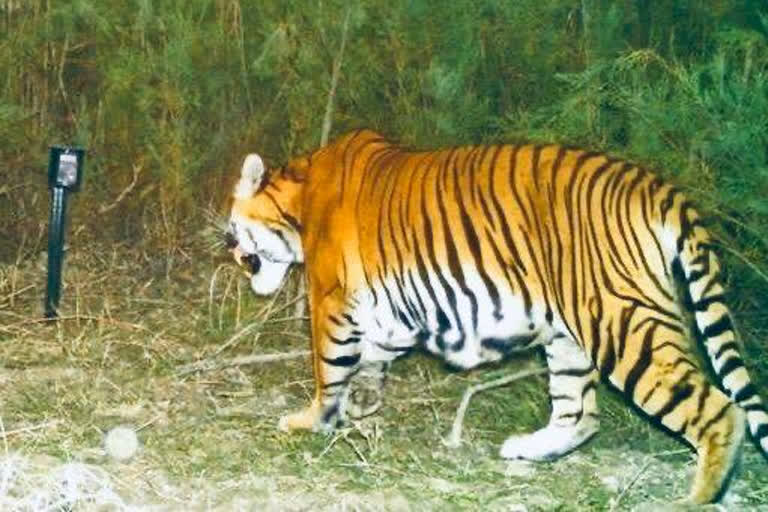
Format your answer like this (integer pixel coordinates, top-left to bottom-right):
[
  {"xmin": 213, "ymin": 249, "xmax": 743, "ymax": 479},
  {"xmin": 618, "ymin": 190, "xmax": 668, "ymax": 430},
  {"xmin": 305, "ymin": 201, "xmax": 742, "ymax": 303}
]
[
  {"xmin": 243, "ymin": 253, "xmax": 261, "ymax": 274},
  {"xmin": 232, "ymin": 246, "xmax": 262, "ymax": 275}
]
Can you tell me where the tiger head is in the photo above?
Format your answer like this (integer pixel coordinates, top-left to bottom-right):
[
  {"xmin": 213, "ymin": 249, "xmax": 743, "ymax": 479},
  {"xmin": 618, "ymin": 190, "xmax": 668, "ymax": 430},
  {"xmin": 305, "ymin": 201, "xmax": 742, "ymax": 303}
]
[{"xmin": 226, "ymin": 153, "xmax": 305, "ymax": 295}]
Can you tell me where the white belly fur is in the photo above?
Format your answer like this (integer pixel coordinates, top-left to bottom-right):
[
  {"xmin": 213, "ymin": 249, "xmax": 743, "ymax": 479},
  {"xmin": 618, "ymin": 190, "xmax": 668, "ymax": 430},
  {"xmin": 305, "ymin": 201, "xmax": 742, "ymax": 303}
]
[{"xmin": 353, "ymin": 275, "xmax": 550, "ymax": 370}]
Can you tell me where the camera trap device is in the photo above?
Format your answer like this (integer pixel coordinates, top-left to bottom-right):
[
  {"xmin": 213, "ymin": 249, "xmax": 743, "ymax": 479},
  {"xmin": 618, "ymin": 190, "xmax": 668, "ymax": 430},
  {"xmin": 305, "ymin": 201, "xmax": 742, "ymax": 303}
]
[{"xmin": 45, "ymin": 145, "xmax": 85, "ymax": 318}]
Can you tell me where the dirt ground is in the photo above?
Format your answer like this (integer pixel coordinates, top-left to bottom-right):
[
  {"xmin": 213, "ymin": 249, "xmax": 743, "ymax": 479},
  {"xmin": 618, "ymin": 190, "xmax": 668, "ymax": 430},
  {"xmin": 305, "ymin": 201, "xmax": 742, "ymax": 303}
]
[{"xmin": 1, "ymin": 238, "xmax": 767, "ymax": 511}]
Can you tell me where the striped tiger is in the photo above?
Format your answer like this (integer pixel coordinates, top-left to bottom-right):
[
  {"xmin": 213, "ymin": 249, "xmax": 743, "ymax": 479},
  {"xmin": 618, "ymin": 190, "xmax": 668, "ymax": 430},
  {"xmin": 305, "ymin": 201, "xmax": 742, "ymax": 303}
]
[{"xmin": 226, "ymin": 129, "xmax": 767, "ymax": 504}]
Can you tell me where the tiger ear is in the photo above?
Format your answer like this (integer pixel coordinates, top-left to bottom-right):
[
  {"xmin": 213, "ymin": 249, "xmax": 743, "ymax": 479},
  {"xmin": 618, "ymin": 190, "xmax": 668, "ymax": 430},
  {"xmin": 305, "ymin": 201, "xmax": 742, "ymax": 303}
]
[{"xmin": 234, "ymin": 153, "xmax": 265, "ymax": 198}]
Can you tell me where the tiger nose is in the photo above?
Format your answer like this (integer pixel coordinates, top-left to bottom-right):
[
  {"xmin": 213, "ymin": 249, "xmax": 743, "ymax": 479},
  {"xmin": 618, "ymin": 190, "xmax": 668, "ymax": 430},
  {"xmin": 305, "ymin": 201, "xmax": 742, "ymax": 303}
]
[{"xmin": 224, "ymin": 231, "xmax": 238, "ymax": 250}]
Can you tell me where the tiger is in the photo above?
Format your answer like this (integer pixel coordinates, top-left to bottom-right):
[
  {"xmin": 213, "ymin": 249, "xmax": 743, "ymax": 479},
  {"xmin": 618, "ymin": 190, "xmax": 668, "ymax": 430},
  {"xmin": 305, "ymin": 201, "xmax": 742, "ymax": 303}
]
[{"xmin": 225, "ymin": 129, "xmax": 768, "ymax": 504}]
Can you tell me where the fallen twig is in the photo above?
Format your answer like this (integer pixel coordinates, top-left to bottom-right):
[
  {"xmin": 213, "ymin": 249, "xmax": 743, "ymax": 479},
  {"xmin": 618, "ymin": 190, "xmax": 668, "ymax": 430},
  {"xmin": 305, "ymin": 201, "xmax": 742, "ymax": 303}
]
[
  {"xmin": 98, "ymin": 162, "xmax": 143, "ymax": 214},
  {"xmin": 176, "ymin": 349, "xmax": 310, "ymax": 376},
  {"xmin": 0, "ymin": 314, "xmax": 153, "ymax": 333},
  {"xmin": 609, "ymin": 457, "xmax": 653, "ymax": 511},
  {"xmin": 443, "ymin": 363, "xmax": 547, "ymax": 448},
  {"xmin": 211, "ymin": 328, "xmax": 260, "ymax": 358},
  {"xmin": 0, "ymin": 420, "xmax": 61, "ymax": 440}
]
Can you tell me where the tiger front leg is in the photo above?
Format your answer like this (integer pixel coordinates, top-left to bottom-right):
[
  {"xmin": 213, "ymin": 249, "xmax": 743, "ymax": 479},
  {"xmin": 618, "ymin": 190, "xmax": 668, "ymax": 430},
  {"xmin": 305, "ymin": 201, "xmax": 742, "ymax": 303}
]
[{"xmin": 278, "ymin": 291, "xmax": 363, "ymax": 433}]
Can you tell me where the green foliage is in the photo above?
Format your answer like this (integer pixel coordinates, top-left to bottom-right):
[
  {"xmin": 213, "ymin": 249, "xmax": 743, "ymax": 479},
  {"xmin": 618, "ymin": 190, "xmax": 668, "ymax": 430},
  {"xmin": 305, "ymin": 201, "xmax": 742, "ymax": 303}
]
[
  {"xmin": 1, "ymin": 0, "xmax": 766, "ymax": 294},
  {"xmin": 1, "ymin": 2, "xmax": 767, "ymax": 505}
]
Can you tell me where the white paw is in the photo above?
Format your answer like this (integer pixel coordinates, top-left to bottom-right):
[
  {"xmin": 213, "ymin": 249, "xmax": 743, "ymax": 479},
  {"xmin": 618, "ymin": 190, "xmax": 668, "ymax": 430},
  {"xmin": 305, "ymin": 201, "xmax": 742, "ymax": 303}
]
[
  {"xmin": 500, "ymin": 432, "xmax": 556, "ymax": 461},
  {"xmin": 500, "ymin": 423, "xmax": 598, "ymax": 461}
]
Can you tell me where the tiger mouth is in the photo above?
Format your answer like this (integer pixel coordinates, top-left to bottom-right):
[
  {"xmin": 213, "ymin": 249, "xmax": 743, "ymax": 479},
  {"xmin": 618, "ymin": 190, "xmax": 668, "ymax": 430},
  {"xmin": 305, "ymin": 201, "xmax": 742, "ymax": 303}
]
[
  {"xmin": 242, "ymin": 253, "xmax": 261, "ymax": 274},
  {"xmin": 232, "ymin": 247, "xmax": 262, "ymax": 275}
]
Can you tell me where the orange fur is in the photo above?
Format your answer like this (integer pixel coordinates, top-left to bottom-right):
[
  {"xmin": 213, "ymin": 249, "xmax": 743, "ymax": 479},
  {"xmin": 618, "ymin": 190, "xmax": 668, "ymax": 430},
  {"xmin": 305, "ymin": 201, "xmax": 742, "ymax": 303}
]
[{"xmin": 228, "ymin": 130, "xmax": 767, "ymax": 503}]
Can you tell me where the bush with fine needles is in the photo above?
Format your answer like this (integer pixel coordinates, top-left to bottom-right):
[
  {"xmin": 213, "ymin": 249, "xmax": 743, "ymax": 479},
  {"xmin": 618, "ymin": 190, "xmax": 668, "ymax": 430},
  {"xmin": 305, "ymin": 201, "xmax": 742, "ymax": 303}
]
[{"xmin": 0, "ymin": 1, "xmax": 765, "ymax": 329}]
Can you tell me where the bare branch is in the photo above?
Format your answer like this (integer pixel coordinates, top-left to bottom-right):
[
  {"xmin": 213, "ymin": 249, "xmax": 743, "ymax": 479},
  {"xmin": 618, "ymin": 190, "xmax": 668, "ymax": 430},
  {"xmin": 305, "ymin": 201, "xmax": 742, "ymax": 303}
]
[
  {"xmin": 443, "ymin": 364, "xmax": 547, "ymax": 448},
  {"xmin": 175, "ymin": 350, "xmax": 310, "ymax": 376},
  {"xmin": 98, "ymin": 163, "xmax": 143, "ymax": 214}
]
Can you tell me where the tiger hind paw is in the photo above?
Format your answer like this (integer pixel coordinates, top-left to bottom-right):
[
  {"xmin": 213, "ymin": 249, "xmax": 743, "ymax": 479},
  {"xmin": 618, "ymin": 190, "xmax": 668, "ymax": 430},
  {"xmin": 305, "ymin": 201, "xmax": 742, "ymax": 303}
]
[{"xmin": 499, "ymin": 421, "xmax": 599, "ymax": 461}]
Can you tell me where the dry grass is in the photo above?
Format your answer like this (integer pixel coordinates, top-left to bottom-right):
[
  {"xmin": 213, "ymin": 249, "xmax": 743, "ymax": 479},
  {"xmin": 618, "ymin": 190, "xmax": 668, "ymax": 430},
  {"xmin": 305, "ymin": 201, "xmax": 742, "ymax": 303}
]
[{"xmin": 1, "ymin": 226, "xmax": 767, "ymax": 511}]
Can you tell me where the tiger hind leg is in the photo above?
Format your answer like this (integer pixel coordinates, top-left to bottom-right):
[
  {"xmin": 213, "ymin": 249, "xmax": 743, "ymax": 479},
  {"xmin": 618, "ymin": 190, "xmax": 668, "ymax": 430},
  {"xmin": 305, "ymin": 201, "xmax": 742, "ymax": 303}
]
[
  {"xmin": 612, "ymin": 321, "xmax": 745, "ymax": 504},
  {"xmin": 344, "ymin": 362, "xmax": 390, "ymax": 419},
  {"xmin": 500, "ymin": 333, "xmax": 600, "ymax": 461}
]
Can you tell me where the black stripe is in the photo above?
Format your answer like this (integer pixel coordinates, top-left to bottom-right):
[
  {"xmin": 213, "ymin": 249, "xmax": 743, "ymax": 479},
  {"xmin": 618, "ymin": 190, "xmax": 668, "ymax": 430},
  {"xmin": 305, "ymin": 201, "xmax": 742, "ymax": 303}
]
[
  {"xmin": 376, "ymin": 271, "xmax": 403, "ymax": 324},
  {"xmin": 691, "ymin": 384, "xmax": 710, "ymax": 427},
  {"xmin": 692, "ymin": 294, "xmax": 726, "ymax": 312},
  {"xmin": 382, "ymin": 153, "xmax": 415, "ymax": 322},
  {"xmin": 354, "ymin": 144, "xmax": 397, "ymax": 212},
  {"xmin": 621, "ymin": 170, "xmax": 664, "ymax": 304},
  {"xmin": 322, "ymin": 403, "xmax": 340, "ymax": 425},
  {"xmin": 714, "ymin": 341, "xmax": 739, "ymax": 360},
  {"xmin": 328, "ymin": 335, "xmax": 359, "ymax": 346},
  {"xmin": 591, "ymin": 161, "xmax": 633, "ymax": 281},
  {"xmin": 717, "ymin": 356, "xmax": 743, "ymax": 380},
  {"xmin": 530, "ymin": 144, "xmax": 543, "ymax": 189},
  {"xmin": 453, "ymin": 153, "xmax": 502, "ymax": 321},
  {"xmin": 675, "ymin": 201, "xmax": 697, "ymax": 253},
  {"xmin": 395, "ymin": 307, "xmax": 414, "ymax": 330},
  {"xmin": 624, "ymin": 323, "xmax": 656, "ymax": 401},
  {"xmin": 639, "ymin": 188, "xmax": 675, "ymax": 292},
  {"xmin": 519, "ymin": 227, "xmax": 553, "ymax": 323},
  {"xmin": 421, "ymin": 150, "xmax": 464, "ymax": 336},
  {"xmin": 582, "ymin": 380, "xmax": 598, "ymax": 397},
  {"xmin": 489, "ymin": 146, "xmax": 528, "ymax": 275},
  {"xmin": 411, "ymin": 238, "xmax": 450, "ymax": 334},
  {"xmin": 341, "ymin": 313, "xmax": 358, "ymax": 326},
  {"xmin": 549, "ymin": 146, "xmax": 568, "ymax": 184},
  {"xmin": 282, "ymin": 213, "xmax": 301, "ymax": 232},
  {"xmin": 321, "ymin": 353, "xmax": 361, "ymax": 367},
  {"xmin": 755, "ymin": 424, "xmax": 768, "ymax": 439},
  {"xmin": 467, "ymin": 145, "xmax": 486, "ymax": 208},
  {"xmin": 438, "ymin": 152, "xmax": 479, "ymax": 331},
  {"xmin": 652, "ymin": 340, "xmax": 688, "ymax": 355},
  {"xmin": 509, "ymin": 146, "xmax": 532, "ymax": 227},
  {"xmin": 322, "ymin": 379, "xmax": 348, "ymax": 389},
  {"xmin": 374, "ymin": 342, "xmax": 413, "ymax": 353},
  {"xmin": 641, "ymin": 382, "xmax": 661, "ymax": 405},
  {"xmin": 687, "ymin": 252, "xmax": 711, "ymax": 284},
  {"xmin": 481, "ymin": 334, "xmax": 539, "ymax": 355},
  {"xmin": 458, "ymin": 207, "xmax": 503, "ymax": 320},
  {"xmin": 671, "ymin": 355, "xmax": 698, "ymax": 370},
  {"xmin": 654, "ymin": 382, "xmax": 695, "ymax": 420},
  {"xmin": 617, "ymin": 303, "xmax": 638, "ymax": 359},
  {"xmin": 599, "ymin": 326, "xmax": 617, "ymax": 380},
  {"xmin": 551, "ymin": 366, "xmax": 593, "ymax": 377},
  {"xmin": 405, "ymin": 270, "xmax": 429, "ymax": 329},
  {"xmin": 483, "ymin": 225, "xmax": 518, "ymax": 306},
  {"xmin": 557, "ymin": 410, "xmax": 584, "ymax": 423},
  {"xmin": 660, "ymin": 186, "xmax": 681, "ymax": 223},
  {"xmin": 702, "ymin": 315, "xmax": 733, "ymax": 339},
  {"xmin": 733, "ymin": 383, "xmax": 757, "ymax": 404},
  {"xmin": 697, "ymin": 402, "xmax": 732, "ymax": 440}
]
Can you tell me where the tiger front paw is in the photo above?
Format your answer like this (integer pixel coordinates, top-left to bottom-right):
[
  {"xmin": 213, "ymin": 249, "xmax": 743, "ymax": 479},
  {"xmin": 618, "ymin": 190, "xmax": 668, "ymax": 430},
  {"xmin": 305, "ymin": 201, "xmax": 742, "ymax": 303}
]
[{"xmin": 278, "ymin": 404, "xmax": 322, "ymax": 432}]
